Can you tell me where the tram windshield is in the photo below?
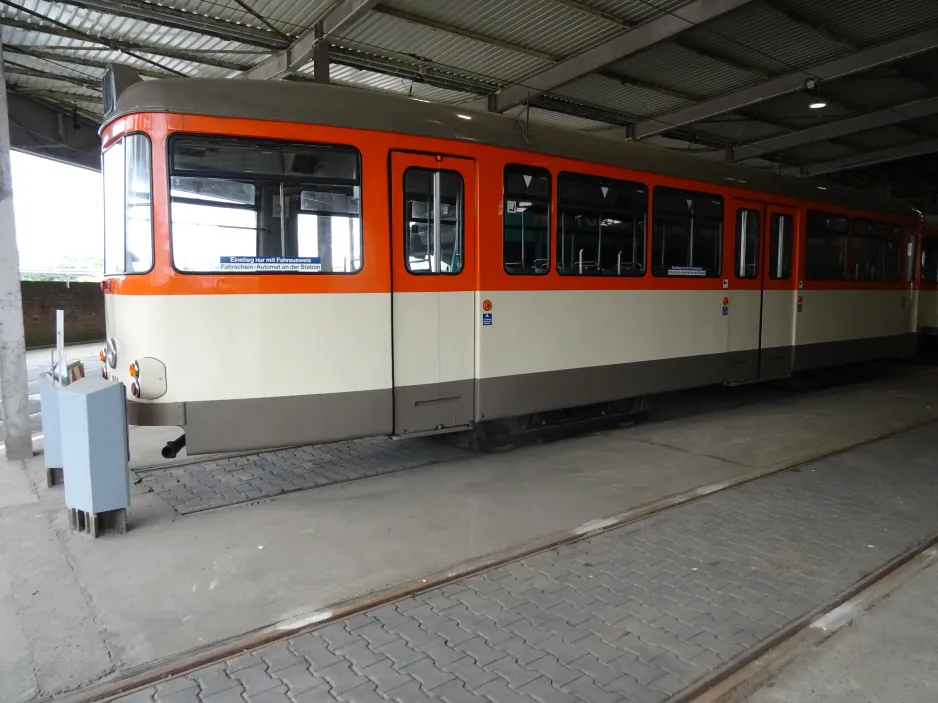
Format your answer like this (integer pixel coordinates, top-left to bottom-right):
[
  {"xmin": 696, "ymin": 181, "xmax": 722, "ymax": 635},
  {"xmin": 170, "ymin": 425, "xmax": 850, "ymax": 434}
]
[{"xmin": 103, "ymin": 133, "xmax": 153, "ymax": 275}]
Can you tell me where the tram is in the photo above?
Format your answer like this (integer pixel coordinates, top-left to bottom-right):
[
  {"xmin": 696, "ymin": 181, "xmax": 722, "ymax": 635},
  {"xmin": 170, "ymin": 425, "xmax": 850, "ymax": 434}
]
[{"xmin": 98, "ymin": 68, "xmax": 921, "ymax": 456}]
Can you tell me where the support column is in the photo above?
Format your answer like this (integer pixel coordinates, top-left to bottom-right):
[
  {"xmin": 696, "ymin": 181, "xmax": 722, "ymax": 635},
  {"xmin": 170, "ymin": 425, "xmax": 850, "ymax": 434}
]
[{"xmin": 0, "ymin": 36, "xmax": 33, "ymax": 460}]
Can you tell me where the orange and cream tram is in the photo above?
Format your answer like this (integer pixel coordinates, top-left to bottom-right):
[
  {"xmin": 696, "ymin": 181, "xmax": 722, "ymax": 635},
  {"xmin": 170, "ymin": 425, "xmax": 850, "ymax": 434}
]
[{"xmin": 98, "ymin": 70, "xmax": 921, "ymax": 456}]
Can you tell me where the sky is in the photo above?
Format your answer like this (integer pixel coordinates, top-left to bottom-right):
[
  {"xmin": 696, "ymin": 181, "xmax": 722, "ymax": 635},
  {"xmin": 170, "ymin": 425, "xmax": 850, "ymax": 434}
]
[{"xmin": 11, "ymin": 150, "xmax": 103, "ymax": 273}]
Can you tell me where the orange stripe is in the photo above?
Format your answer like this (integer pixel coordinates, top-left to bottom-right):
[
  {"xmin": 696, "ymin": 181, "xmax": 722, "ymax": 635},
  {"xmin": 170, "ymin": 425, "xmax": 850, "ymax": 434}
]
[{"xmin": 102, "ymin": 113, "xmax": 922, "ymax": 297}]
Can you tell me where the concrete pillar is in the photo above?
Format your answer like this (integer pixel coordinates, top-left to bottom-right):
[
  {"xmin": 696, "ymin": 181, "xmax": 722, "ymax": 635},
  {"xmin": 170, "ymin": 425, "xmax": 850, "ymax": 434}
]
[{"xmin": 0, "ymin": 36, "xmax": 33, "ymax": 460}]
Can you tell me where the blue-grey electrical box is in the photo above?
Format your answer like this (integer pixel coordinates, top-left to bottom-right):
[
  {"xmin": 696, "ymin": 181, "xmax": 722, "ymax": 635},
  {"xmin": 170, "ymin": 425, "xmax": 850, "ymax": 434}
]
[
  {"xmin": 60, "ymin": 377, "xmax": 130, "ymax": 515},
  {"xmin": 38, "ymin": 372, "xmax": 63, "ymax": 471}
]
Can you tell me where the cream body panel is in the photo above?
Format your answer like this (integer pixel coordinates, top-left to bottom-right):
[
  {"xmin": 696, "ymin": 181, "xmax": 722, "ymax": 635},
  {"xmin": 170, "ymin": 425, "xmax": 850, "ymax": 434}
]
[
  {"xmin": 105, "ymin": 293, "xmax": 392, "ymax": 403},
  {"xmin": 918, "ymin": 290, "xmax": 938, "ymax": 332},
  {"xmin": 475, "ymin": 289, "xmax": 731, "ymax": 379},
  {"xmin": 795, "ymin": 290, "xmax": 905, "ymax": 345}
]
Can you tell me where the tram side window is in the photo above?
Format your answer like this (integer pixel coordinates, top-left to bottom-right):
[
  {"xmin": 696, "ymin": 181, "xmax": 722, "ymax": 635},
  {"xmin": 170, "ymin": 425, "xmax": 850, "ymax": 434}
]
[
  {"xmin": 885, "ymin": 225, "xmax": 903, "ymax": 282},
  {"xmin": 504, "ymin": 164, "xmax": 550, "ymax": 274},
  {"xmin": 403, "ymin": 168, "xmax": 463, "ymax": 274},
  {"xmin": 769, "ymin": 214, "xmax": 793, "ymax": 280},
  {"xmin": 734, "ymin": 209, "xmax": 759, "ymax": 279},
  {"xmin": 805, "ymin": 211, "xmax": 848, "ymax": 281},
  {"xmin": 651, "ymin": 187, "xmax": 723, "ymax": 278},
  {"xmin": 923, "ymin": 239, "xmax": 938, "ymax": 284},
  {"xmin": 848, "ymin": 218, "xmax": 888, "ymax": 282},
  {"xmin": 556, "ymin": 172, "xmax": 647, "ymax": 276},
  {"xmin": 169, "ymin": 135, "xmax": 361, "ymax": 273},
  {"xmin": 103, "ymin": 133, "xmax": 153, "ymax": 274}
]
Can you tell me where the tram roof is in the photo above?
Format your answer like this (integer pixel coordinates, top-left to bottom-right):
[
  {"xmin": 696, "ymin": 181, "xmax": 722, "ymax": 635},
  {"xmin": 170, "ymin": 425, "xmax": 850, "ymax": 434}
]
[{"xmin": 109, "ymin": 77, "xmax": 918, "ymax": 219}]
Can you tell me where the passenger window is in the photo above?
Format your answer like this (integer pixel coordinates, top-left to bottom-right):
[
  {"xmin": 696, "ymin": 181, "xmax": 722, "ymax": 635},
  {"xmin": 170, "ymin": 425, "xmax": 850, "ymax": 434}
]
[
  {"xmin": 849, "ymin": 218, "xmax": 888, "ymax": 281},
  {"xmin": 651, "ymin": 187, "xmax": 723, "ymax": 278},
  {"xmin": 734, "ymin": 209, "xmax": 759, "ymax": 279},
  {"xmin": 169, "ymin": 135, "xmax": 361, "ymax": 274},
  {"xmin": 885, "ymin": 225, "xmax": 902, "ymax": 282},
  {"xmin": 403, "ymin": 168, "xmax": 463, "ymax": 274},
  {"xmin": 923, "ymin": 239, "xmax": 938, "ymax": 284},
  {"xmin": 769, "ymin": 214, "xmax": 793, "ymax": 280},
  {"xmin": 504, "ymin": 165, "xmax": 550, "ymax": 274},
  {"xmin": 805, "ymin": 211, "xmax": 848, "ymax": 281},
  {"xmin": 556, "ymin": 172, "xmax": 646, "ymax": 276}
]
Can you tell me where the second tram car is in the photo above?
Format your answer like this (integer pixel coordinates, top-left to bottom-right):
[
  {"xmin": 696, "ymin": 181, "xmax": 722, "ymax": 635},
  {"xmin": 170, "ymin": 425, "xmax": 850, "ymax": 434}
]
[{"xmin": 98, "ymin": 70, "xmax": 922, "ymax": 455}]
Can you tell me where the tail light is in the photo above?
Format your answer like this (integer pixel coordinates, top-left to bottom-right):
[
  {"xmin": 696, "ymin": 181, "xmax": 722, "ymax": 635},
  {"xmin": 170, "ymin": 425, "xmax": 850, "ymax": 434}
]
[
  {"xmin": 101, "ymin": 367, "xmax": 108, "ymax": 379},
  {"xmin": 130, "ymin": 382, "xmax": 140, "ymax": 398}
]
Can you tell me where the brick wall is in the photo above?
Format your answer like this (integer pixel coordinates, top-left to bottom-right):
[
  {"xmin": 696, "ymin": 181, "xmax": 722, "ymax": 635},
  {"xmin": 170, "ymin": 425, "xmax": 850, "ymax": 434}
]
[{"xmin": 21, "ymin": 282, "xmax": 105, "ymax": 348}]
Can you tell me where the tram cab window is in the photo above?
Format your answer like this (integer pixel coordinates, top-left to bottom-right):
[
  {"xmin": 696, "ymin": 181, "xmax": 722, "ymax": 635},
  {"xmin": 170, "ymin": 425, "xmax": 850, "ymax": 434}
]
[
  {"xmin": 769, "ymin": 214, "xmax": 793, "ymax": 280},
  {"xmin": 734, "ymin": 209, "xmax": 759, "ymax": 279},
  {"xmin": 923, "ymin": 238, "xmax": 938, "ymax": 284},
  {"xmin": 103, "ymin": 133, "xmax": 152, "ymax": 274},
  {"xmin": 651, "ymin": 187, "xmax": 723, "ymax": 278},
  {"xmin": 403, "ymin": 168, "xmax": 463, "ymax": 274},
  {"xmin": 556, "ymin": 172, "xmax": 646, "ymax": 276},
  {"xmin": 849, "ymin": 218, "xmax": 888, "ymax": 281},
  {"xmin": 805, "ymin": 211, "xmax": 848, "ymax": 281},
  {"xmin": 169, "ymin": 135, "xmax": 361, "ymax": 273},
  {"xmin": 504, "ymin": 165, "xmax": 550, "ymax": 275}
]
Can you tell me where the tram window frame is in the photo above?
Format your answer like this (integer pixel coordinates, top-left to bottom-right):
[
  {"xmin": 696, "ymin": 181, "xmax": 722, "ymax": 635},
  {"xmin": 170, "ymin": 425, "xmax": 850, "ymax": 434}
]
[
  {"xmin": 503, "ymin": 164, "xmax": 551, "ymax": 275},
  {"xmin": 848, "ymin": 217, "xmax": 888, "ymax": 282},
  {"xmin": 651, "ymin": 186, "xmax": 724, "ymax": 279},
  {"xmin": 555, "ymin": 171, "xmax": 647, "ymax": 277},
  {"xmin": 923, "ymin": 238, "xmax": 938, "ymax": 284},
  {"xmin": 734, "ymin": 208, "xmax": 759, "ymax": 279},
  {"xmin": 768, "ymin": 213, "xmax": 793, "ymax": 280},
  {"xmin": 402, "ymin": 167, "xmax": 464, "ymax": 275},
  {"xmin": 103, "ymin": 132, "xmax": 154, "ymax": 276},
  {"xmin": 805, "ymin": 210, "xmax": 848, "ymax": 281},
  {"xmin": 167, "ymin": 134, "xmax": 363, "ymax": 275}
]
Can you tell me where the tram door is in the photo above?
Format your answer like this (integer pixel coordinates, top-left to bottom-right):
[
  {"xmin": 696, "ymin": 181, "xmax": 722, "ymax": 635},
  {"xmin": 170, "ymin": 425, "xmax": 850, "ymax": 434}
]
[
  {"xmin": 389, "ymin": 152, "xmax": 476, "ymax": 435},
  {"xmin": 728, "ymin": 201, "xmax": 797, "ymax": 381}
]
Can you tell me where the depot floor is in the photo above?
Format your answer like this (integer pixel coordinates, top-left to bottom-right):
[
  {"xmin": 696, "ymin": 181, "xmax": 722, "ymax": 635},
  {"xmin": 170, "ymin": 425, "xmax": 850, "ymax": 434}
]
[{"xmin": 1, "ymin": 363, "xmax": 937, "ymax": 702}]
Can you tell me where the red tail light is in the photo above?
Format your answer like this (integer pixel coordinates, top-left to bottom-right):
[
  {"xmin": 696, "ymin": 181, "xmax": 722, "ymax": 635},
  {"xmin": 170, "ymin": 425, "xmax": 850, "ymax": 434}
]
[
  {"xmin": 130, "ymin": 382, "xmax": 140, "ymax": 398},
  {"xmin": 100, "ymin": 280, "xmax": 111, "ymax": 293}
]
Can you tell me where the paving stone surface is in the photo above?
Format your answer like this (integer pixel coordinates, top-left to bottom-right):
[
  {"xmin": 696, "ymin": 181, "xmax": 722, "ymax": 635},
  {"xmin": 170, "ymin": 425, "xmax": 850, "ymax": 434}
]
[
  {"xmin": 116, "ymin": 426, "xmax": 938, "ymax": 702},
  {"xmin": 137, "ymin": 437, "xmax": 470, "ymax": 514}
]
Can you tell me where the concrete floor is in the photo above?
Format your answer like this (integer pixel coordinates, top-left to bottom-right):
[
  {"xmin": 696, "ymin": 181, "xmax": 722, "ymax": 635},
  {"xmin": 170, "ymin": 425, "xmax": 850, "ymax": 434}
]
[
  {"xmin": 1, "ymin": 365, "xmax": 937, "ymax": 701},
  {"xmin": 746, "ymin": 560, "xmax": 938, "ymax": 703}
]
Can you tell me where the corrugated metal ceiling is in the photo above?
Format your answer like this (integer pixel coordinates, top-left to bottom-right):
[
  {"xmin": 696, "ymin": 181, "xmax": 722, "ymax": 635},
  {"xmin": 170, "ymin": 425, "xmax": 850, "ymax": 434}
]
[{"xmin": 4, "ymin": 0, "xmax": 938, "ymax": 178}]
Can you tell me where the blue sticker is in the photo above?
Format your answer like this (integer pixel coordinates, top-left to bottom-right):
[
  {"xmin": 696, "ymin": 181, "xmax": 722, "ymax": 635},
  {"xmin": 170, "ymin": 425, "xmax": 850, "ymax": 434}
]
[
  {"xmin": 482, "ymin": 313, "xmax": 493, "ymax": 326},
  {"xmin": 721, "ymin": 305, "xmax": 729, "ymax": 315},
  {"xmin": 797, "ymin": 303, "xmax": 803, "ymax": 312}
]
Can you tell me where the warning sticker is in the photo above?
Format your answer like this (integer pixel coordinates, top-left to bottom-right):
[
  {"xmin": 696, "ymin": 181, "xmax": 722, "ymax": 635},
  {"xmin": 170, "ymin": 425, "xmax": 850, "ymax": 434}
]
[{"xmin": 506, "ymin": 200, "xmax": 518, "ymax": 213}]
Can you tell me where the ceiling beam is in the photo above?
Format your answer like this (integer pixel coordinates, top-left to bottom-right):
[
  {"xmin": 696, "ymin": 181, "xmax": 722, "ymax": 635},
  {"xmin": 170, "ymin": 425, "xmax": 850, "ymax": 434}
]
[
  {"xmin": 618, "ymin": 26, "xmax": 938, "ymax": 140},
  {"xmin": 6, "ymin": 90, "xmax": 101, "ymax": 170},
  {"xmin": 732, "ymin": 96, "xmax": 938, "ymax": 161},
  {"xmin": 241, "ymin": 0, "xmax": 382, "ymax": 80},
  {"xmin": 467, "ymin": 0, "xmax": 755, "ymax": 113},
  {"xmin": 48, "ymin": 0, "xmax": 286, "ymax": 49},
  {"xmin": 4, "ymin": 62, "xmax": 99, "ymax": 89},
  {"xmin": 782, "ymin": 137, "xmax": 938, "ymax": 177}
]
